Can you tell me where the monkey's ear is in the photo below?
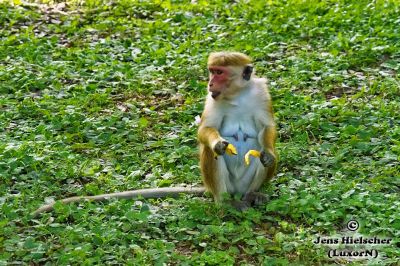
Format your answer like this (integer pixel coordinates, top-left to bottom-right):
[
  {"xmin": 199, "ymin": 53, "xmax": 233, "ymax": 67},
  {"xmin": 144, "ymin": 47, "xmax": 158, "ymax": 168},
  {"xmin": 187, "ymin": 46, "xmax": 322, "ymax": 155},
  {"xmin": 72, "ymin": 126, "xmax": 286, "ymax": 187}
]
[{"xmin": 243, "ymin": 65, "xmax": 253, "ymax": 81}]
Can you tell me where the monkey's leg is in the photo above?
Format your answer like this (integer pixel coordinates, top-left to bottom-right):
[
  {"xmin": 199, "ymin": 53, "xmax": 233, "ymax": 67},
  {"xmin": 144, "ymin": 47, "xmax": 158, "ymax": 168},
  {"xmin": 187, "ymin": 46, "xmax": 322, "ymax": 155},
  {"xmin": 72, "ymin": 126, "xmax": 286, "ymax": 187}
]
[
  {"xmin": 242, "ymin": 166, "xmax": 270, "ymax": 206},
  {"xmin": 248, "ymin": 161, "xmax": 276, "ymax": 205},
  {"xmin": 244, "ymin": 157, "xmax": 277, "ymax": 206},
  {"xmin": 243, "ymin": 126, "xmax": 277, "ymax": 206}
]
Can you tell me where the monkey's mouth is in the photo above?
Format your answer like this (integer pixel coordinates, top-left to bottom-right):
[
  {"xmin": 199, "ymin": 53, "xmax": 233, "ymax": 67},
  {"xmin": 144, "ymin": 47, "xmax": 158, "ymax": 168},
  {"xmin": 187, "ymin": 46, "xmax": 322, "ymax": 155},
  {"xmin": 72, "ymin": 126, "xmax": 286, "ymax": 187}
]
[{"xmin": 211, "ymin": 92, "xmax": 221, "ymax": 99}]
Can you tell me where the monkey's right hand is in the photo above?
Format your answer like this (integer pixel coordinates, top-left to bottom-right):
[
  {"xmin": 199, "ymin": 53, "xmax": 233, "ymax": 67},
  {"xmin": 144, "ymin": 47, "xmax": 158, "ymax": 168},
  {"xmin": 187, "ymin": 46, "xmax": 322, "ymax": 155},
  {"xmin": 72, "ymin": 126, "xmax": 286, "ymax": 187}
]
[
  {"xmin": 260, "ymin": 150, "xmax": 275, "ymax": 167},
  {"xmin": 213, "ymin": 140, "xmax": 237, "ymax": 157}
]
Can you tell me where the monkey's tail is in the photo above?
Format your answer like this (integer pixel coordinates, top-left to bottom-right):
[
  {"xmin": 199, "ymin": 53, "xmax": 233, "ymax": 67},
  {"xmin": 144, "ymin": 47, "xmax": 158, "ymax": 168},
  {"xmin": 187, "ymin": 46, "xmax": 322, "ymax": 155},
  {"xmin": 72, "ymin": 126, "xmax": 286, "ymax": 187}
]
[{"xmin": 32, "ymin": 187, "xmax": 206, "ymax": 217}]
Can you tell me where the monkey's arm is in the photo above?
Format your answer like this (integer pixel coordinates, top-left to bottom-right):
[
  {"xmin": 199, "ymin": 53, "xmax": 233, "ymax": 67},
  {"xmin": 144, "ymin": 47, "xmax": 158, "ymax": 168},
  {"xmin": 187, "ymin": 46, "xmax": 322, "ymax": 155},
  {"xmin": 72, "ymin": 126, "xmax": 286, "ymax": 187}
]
[
  {"xmin": 262, "ymin": 99, "xmax": 277, "ymax": 152},
  {"xmin": 258, "ymin": 125, "xmax": 277, "ymax": 167},
  {"xmin": 256, "ymin": 101, "xmax": 277, "ymax": 167},
  {"xmin": 261, "ymin": 124, "xmax": 277, "ymax": 154},
  {"xmin": 198, "ymin": 126, "xmax": 221, "ymax": 148},
  {"xmin": 32, "ymin": 187, "xmax": 205, "ymax": 217},
  {"xmin": 198, "ymin": 125, "xmax": 231, "ymax": 156}
]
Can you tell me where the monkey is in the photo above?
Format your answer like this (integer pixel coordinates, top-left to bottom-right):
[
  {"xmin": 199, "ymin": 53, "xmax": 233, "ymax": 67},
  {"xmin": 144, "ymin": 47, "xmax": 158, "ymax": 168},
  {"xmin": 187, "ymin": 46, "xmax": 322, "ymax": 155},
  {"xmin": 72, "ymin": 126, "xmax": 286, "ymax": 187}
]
[
  {"xmin": 198, "ymin": 51, "xmax": 277, "ymax": 210},
  {"xmin": 33, "ymin": 51, "xmax": 276, "ymax": 217}
]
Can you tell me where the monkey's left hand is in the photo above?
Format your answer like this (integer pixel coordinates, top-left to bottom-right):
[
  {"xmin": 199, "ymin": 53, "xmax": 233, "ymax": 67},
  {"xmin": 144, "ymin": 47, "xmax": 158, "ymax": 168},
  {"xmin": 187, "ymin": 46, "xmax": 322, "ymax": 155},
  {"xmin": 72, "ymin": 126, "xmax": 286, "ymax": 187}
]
[{"xmin": 260, "ymin": 150, "xmax": 275, "ymax": 167}]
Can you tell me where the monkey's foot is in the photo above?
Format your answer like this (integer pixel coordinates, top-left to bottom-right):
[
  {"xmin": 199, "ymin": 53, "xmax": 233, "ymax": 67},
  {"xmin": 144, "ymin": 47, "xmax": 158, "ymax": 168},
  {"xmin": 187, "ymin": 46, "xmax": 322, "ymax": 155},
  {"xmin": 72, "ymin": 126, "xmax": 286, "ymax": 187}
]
[
  {"xmin": 229, "ymin": 200, "xmax": 251, "ymax": 212},
  {"xmin": 260, "ymin": 151, "xmax": 275, "ymax": 167},
  {"xmin": 243, "ymin": 192, "xmax": 269, "ymax": 206}
]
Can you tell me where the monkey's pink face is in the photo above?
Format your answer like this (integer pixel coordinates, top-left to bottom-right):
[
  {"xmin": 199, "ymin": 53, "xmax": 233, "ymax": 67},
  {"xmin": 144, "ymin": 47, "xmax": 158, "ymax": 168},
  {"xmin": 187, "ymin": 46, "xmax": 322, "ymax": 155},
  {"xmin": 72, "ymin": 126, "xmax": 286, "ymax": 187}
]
[{"xmin": 208, "ymin": 66, "xmax": 230, "ymax": 99}]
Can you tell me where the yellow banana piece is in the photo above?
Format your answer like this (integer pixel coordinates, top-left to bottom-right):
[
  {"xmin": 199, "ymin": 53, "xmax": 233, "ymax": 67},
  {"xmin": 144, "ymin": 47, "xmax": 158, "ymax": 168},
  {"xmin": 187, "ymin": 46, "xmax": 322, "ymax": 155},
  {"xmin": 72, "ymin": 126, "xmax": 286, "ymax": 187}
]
[
  {"xmin": 213, "ymin": 143, "xmax": 237, "ymax": 158},
  {"xmin": 245, "ymin": 150, "xmax": 261, "ymax": 166},
  {"xmin": 226, "ymin": 143, "xmax": 238, "ymax": 156}
]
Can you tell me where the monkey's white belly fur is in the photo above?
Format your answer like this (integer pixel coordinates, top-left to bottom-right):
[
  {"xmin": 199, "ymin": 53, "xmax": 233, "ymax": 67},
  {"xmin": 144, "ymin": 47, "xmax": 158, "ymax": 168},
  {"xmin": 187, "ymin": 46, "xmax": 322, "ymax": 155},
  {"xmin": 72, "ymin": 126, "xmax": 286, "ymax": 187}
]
[
  {"xmin": 214, "ymin": 82, "xmax": 271, "ymax": 196},
  {"xmin": 217, "ymin": 118, "xmax": 266, "ymax": 196}
]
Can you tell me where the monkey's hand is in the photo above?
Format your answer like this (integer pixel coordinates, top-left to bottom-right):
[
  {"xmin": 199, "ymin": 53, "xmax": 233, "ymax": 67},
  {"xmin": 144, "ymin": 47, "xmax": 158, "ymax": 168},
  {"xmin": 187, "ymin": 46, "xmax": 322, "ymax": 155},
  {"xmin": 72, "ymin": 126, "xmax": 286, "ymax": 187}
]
[
  {"xmin": 245, "ymin": 150, "xmax": 275, "ymax": 167},
  {"xmin": 213, "ymin": 140, "xmax": 237, "ymax": 158},
  {"xmin": 260, "ymin": 150, "xmax": 275, "ymax": 167}
]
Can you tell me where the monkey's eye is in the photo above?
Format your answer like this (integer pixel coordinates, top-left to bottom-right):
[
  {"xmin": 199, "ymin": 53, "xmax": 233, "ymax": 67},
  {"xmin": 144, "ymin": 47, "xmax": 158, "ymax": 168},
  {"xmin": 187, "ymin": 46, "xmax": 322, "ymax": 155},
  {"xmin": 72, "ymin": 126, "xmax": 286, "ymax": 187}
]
[{"xmin": 215, "ymin": 70, "xmax": 223, "ymax": 75}]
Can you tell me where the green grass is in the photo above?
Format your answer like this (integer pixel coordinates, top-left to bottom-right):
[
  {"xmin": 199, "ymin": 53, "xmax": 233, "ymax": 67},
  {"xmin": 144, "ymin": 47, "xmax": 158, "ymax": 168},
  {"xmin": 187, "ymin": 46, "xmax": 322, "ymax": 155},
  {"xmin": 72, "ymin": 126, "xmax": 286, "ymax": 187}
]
[{"xmin": 0, "ymin": 0, "xmax": 399, "ymax": 265}]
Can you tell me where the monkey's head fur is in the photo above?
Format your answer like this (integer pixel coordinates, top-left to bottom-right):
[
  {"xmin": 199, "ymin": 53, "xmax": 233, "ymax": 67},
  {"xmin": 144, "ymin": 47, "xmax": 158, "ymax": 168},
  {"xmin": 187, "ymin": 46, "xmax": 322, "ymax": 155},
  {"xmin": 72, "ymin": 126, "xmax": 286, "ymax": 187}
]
[
  {"xmin": 207, "ymin": 52, "xmax": 254, "ymax": 100},
  {"xmin": 207, "ymin": 51, "xmax": 252, "ymax": 67}
]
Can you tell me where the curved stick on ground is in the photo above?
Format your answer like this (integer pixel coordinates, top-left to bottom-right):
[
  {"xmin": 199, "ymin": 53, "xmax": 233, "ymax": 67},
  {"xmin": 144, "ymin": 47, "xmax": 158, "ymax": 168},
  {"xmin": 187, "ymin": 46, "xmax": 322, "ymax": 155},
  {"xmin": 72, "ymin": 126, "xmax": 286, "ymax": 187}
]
[{"xmin": 32, "ymin": 187, "xmax": 206, "ymax": 217}]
